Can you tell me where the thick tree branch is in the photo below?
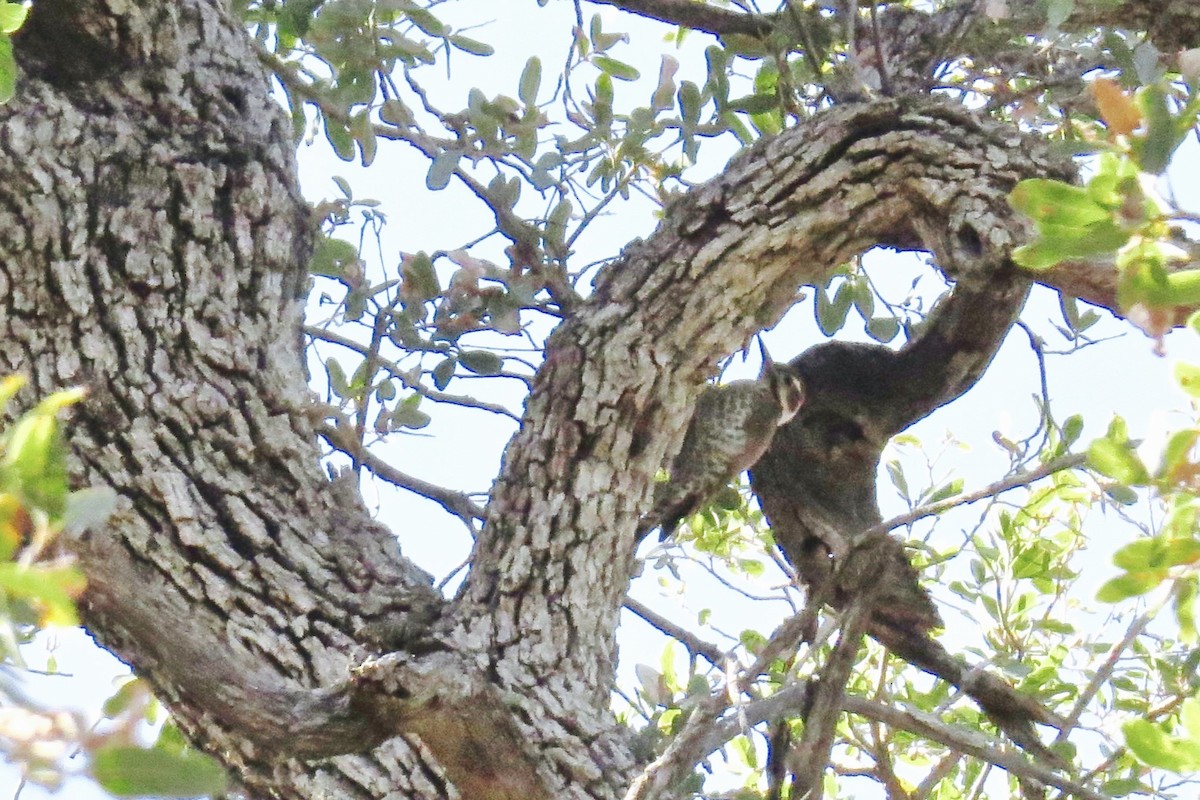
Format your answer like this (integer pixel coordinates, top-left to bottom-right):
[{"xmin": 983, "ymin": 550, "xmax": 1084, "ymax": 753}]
[{"xmin": 585, "ymin": 0, "xmax": 774, "ymax": 38}]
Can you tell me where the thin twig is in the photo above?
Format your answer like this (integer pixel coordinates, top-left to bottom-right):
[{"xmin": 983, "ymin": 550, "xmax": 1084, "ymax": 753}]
[
  {"xmin": 317, "ymin": 423, "xmax": 485, "ymax": 524},
  {"xmin": 623, "ymin": 588, "xmax": 829, "ymax": 800},
  {"xmin": 911, "ymin": 751, "xmax": 964, "ymax": 800},
  {"xmin": 724, "ymin": 685, "xmax": 1106, "ymax": 800},
  {"xmin": 305, "ymin": 325, "xmax": 522, "ymax": 421},
  {"xmin": 865, "ymin": 452, "xmax": 1090, "ymax": 538},
  {"xmin": 1054, "ymin": 589, "xmax": 1171, "ymax": 745},
  {"xmin": 624, "ymin": 597, "xmax": 726, "ymax": 666}
]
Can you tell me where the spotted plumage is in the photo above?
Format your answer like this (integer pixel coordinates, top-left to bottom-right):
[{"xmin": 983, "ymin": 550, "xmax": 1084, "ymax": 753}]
[{"xmin": 637, "ymin": 362, "xmax": 805, "ymax": 540}]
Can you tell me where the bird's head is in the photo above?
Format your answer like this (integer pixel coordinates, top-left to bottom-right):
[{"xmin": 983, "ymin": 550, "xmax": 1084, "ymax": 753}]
[
  {"xmin": 757, "ymin": 338, "xmax": 805, "ymax": 425},
  {"xmin": 765, "ymin": 364, "xmax": 805, "ymax": 425}
]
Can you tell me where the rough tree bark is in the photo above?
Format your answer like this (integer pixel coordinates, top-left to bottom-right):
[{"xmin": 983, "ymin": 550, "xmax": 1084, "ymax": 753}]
[{"xmin": 0, "ymin": 2, "xmax": 1195, "ymax": 800}]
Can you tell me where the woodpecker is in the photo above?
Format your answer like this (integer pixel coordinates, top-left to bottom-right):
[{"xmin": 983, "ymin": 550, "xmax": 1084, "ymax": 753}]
[{"xmin": 637, "ymin": 356, "xmax": 806, "ymax": 541}]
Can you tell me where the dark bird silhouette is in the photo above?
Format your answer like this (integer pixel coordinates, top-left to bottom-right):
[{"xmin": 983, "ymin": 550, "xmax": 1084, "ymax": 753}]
[{"xmin": 751, "ymin": 339, "xmax": 1066, "ymax": 766}]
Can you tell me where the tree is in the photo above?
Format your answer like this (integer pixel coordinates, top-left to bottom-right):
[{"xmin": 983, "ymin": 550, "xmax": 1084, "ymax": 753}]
[{"xmin": 2, "ymin": 1, "xmax": 1200, "ymax": 798}]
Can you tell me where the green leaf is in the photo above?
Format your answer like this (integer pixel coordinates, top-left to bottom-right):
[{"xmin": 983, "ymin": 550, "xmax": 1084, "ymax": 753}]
[
  {"xmin": 519, "ymin": 57, "xmax": 542, "ymax": 106},
  {"xmin": 1174, "ymin": 576, "xmax": 1197, "ymax": 643},
  {"xmin": 544, "ymin": 198, "xmax": 572, "ymax": 250},
  {"xmin": 401, "ymin": 251, "xmax": 440, "ymax": 302},
  {"xmin": 0, "ymin": 3, "xmax": 28, "ymax": 34},
  {"xmin": 1088, "ymin": 438, "xmax": 1150, "ymax": 485},
  {"xmin": 309, "ymin": 237, "xmax": 360, "ymax": 280},
  {"xmin": 431, "ymin": 357, "xmax": 456, "ymax": 390},
  {"xmin": 101, "ymin": 679, "xmax": 145, "ymax": 719},
  {"xmin": 426, "ymin": 149, "xmax": 460, "ymax": 191},
  {"xmin": 390, "ymin": 406, "xmax": 431, "ymax": 430},
  {"xmin": 1104, "ymin": 484, "xmax": 1139, "ymax": 505},
  {"xmin": 728, "ymin": 94, "xmax": 781, "ymax": 115},
  {"xmin": 325, "ymin": 358, "xmax": 349, "ymax": 399},
  {"xmin": 1, "ymin": 392, "xmax": 82, "ymax": 518},
  {"xmin": 1096, "ymin": 571, "xmax": 1164, "ymax": 603},
  {"xmin": 0, "ymin": 563, "xmax": 86, "ymax": 626},
  {"xmin": 0, "ymin": 36, "xmax": 16, "ymax": 107},
  {"xmin": 0, "ymin": 374, "xmax": 23, "ymax": 412},
  {"xmin": 1062, "ymin": 414, "xmax": 1084, "ymax": 446},
  {"xmin": 1113, "ymin": 537, "xmax": 1200, "ymax": 570},
  {"xmin": 1161, "ymin": 270, "xmax": 1200, "ymax": 306},
  {"xmin": 405, "ymin": 7, "xmax": 448, "ymax": 37},
  {"xmin": 278, "ymin": 0, "xmax": 321, "ymax": 39},
  {"xmin": 926, "ymin": 478, "xmax": 964, "ymax": 504},
  {"xmin": 1009, "ymin": 179, "xmax": 1110, "ymax": 226},
  {"xmin": 449, "ymin": 35, "xmax": 494, "ymax": 56},
  {"xmin": 458, "ymin": 350, "xmax": 503, "ymax": 376},
  {"xmin": 1136, "ymin": 83, "xmax": 1184, "ymax": 175},
  {"xmin": 92, "ymin": 745, "xmax": 229, "ymax": 798},
  {"xmin": 1012, "ymin": 220, "xmax": 1131, "ymax": 270},
  {"xmin": 815, "ymin": 283, "xmax": 852, "ymax": 336},
  {"xmin": 677, "ymin": 81, "xmax": 701, "ymax": 126},
  {"xmin": 1123, "ymin": 718, "xmax": 1191, "ymax": 772},
  {"xmin": 323, "ymin": 117, "xmax": 356, "ymax": 161},
  {"xmin": 866, "ymin": 316, "xmax": 900, "ymax": 343},
  {"xmin": 375, "ymin": 380, "xmax": 397, "ymax": 402}
]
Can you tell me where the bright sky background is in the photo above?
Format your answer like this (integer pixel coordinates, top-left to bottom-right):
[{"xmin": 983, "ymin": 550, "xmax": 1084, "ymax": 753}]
[{"xmin": 8, "ymin": 2, "xmax": 1200, "ymax": 797}]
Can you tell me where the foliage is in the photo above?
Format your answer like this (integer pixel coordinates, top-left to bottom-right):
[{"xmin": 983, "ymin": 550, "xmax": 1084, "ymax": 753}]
[
  {"xmin": 0, "ymin": 377, "xmax": 227, "ymax": 798},
  {"xmin": 1010, "ymin": 74, "xmax": 1200, "ymax": 342},
  {"xmin": 0, "ymin": 1, "xmax": 27, "ymax": 104}
]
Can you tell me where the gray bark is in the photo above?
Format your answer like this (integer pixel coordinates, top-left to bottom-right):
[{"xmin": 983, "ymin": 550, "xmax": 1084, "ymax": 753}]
[{"xmin": 0, "ymin": 2, "xmax": 1190, "ymax": 799}]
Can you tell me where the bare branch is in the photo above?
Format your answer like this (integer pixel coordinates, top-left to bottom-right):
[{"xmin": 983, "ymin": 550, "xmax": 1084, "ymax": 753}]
[
  {"xmin": 623, "ymin": 594, "xmax": 826, "ymax": 800},
  {"xmin": 624, "ymin": 597, "xmax": 726, "ymax": 666},
  {"xmin": 583, "ymin": 0, "xmax": 774, "ymax": 37},
  {"xmin": 789, "ymin": 599, "xmax": 873, "ymax": 798},
  {"xmin": 1054, "ymin": 591, "xmax": 1171, "ymax": 745},
  {"xmin": 716, "ymin": 685, "xmax": 1108, "ymax": 800},
  {"xmin": 318, "ymin": 423, "xmax": 486, "ymax": 523}
]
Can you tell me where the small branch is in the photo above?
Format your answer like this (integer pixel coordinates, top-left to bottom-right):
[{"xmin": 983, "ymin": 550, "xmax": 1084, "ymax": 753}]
[
  {"xmin": 789, "ymin": 598, "xmax": 872, "ymax": 799},
  {"xmin": 713, "ymin": 685, "xmax": 1106, "ymax": 800},
  {"xmin": 911, "ymin": 751, "xmax": 964, "ymax": 800},
  {"xmin": 624, "ymin": 597, "xmax": 726, "ymax": 666},
  {"xmin": 318, "ymin": 423, "xmax": 486, "ymax": 523},
  {"xmin": 583, "ymin": 0, "xmax": 775, "ymax": 37},
  {"xmin": 866, "ymin": 452, "xmax": 1089, "ymax": 538},
  {"xmin": 1054, "ymin": 590, "xmax": 1169, "ymax": 745},
  {"xmin": 623, "ymin": 591, "xmax": 827, "ymax": 800},
  {"xmin": 305, "ymin": 325, "xmax": 523, "ymax": 422},
  {"xmin": 353, "ymin": 306, "xmax": 392, "ymax": 469},
  {"xmin": 844, "ymin": 697, "xmax": 1103, "ymax": 800}
]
